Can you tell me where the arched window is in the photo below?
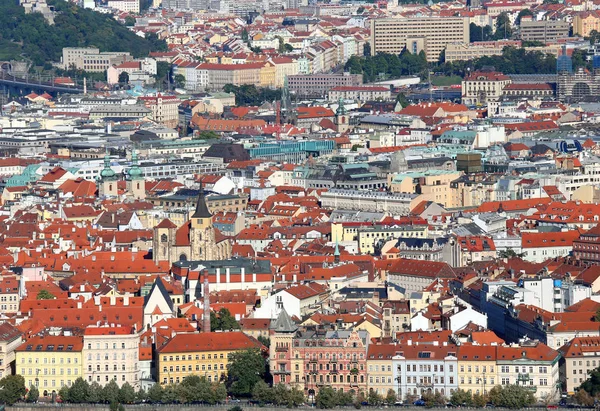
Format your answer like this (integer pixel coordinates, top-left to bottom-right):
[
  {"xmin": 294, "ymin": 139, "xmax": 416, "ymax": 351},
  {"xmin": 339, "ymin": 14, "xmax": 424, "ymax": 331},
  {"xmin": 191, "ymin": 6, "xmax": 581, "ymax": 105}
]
[
  {"xmin": 199, "ymin": 247, "xmax": 202, "ymax": 255},
  {"xmin": 179, "ymin": 254, "xmax": 187, "ymax": 261},
  {"xmin": 161, "ymin": 234, "xmax": 168, "ymax": 243}
]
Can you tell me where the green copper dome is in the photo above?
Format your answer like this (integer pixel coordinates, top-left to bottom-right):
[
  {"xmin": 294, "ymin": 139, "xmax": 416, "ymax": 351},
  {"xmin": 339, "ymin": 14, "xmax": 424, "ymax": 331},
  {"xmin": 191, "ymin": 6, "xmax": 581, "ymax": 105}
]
[
  {"xmin": 128, "ymin": 150, "xmax": 143, "ymax": 180},
  {"xmin": 100, "ymin": 150, "xmax": 117, "ymax": 181}
]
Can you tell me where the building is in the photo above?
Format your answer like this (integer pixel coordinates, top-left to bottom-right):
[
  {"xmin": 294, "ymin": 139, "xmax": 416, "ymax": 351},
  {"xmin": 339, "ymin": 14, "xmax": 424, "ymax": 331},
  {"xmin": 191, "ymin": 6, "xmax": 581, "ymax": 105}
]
[
  {"xmin": 387, "ymin": 258, "xmax": 456, "ymax": 294},
  {"xmin": 328, "ymin": 86, "xmax": 391, "ymax": 102},
  {"xmin": 153, "ymin": 189, "xmax": 232, "ymax": 264},
  {"xmin": 559, "ymin": 336, "xmax": 600, "ymax": 395},
  {"xmin": 156, "ymin": 331, "xmax": 262, "ymax": 385},
  {"xmin": 445, "ymin": 41, "xmax": 520, "ymax": 63},
  {"xmin": 321, "ymin": 189, "xmax": 418, "ymax": 216},
  {"xmin": 288, "ymin": 73, "xmax": 363, "ymax": 98},
  {"xmin": 461, "ymin": 71, "xmax": 511, "ymax": 106},
  {"xmin": 519, "ymin": 20, "xmax": 570, "ymax": 43},
  {"xmin": 198, "ymin": 63, "xmax": 275, "ymax": 91},
  {"xmin": 370, "ymin": 17, "xmax": 469, "ymax": 62},
  {"xmin": 573, "ymin": 224, "xmax": 600, "ymax": 264},
  {"xmin": 457, "ymin": 344, "xmax": 497, "ymax": 396},
  {"xmin": 61, "ymin": 48, "xmax": 132, "ymax": 72},
  {"xmin": 138, "ymin": 95, "xmax": 180, "ymax": 129},
  {"xmin": 107, "ymin": 0, "xmax": 140, "ymax": 13},
  {"xmin": 573, "ymin": 11, "xmax": 600, "ymax": 37},
  {"xmin": 16, "ymin": 334, "xmax": 84, "ymax": 396},
  {"xmin": 366, "ymin": 344, "xmax": 396, "ymax": 396},
  {"xmin": 83, "ymin": 325, "xmax": 140, "ymax": 388},
  {"xmin": 558, "ymin": 67, "xmax": 600, "ymax": 102},
  {"xmin": 0, "ymin": 323, "xmax": 23, "ymax": 378}
]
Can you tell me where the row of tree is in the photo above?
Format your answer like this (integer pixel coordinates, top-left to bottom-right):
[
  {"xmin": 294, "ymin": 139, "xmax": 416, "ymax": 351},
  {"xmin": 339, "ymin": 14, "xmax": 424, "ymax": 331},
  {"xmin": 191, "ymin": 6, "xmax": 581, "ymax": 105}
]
[
  {"xmin": 345, "ymin": 51, "xmax": 428, "ymax": 83},
  {"xmin": 450, "ymin": 385, "xmax": 536, "ymax": 409},
  {"xmin": 222, "ymin": 84, "xmax": 282, "ymax": 107}
]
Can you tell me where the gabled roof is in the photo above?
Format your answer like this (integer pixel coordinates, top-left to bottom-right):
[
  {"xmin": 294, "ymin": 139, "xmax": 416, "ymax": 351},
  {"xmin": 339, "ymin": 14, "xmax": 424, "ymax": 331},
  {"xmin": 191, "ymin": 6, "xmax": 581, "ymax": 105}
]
[
  {"xmin": 145, "ymin": 277, "xmax": 174, "ymax": 312},
  {"xmin": 270, "ymin": 308, "xmax": 297, "ymax": 333}
]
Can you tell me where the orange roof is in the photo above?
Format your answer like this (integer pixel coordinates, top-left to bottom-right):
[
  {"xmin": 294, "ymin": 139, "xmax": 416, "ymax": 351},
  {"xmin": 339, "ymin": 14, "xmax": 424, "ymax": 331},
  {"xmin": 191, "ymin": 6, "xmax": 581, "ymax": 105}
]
[{"xmin": 157, "ymin": 331, "xmax": 261, "ymax": 353}]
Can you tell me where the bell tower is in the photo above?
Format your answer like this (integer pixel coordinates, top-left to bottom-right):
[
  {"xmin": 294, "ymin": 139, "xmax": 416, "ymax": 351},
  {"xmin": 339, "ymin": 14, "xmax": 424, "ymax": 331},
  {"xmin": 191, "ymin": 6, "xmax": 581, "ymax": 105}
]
[
  {"xmin": 98, "ymin": 149, "xmax": 118, "ymax": 197},
  {"xmin": 126, "ymin": 149, "xmax": 146, "ymax": 200},
  {"xmin": 189, "ymin": 186, "xmax": 217, "ymax": 261},
  {"xmin": 335, "ymin": 97, "xmax": 349, "ymax": 133}
]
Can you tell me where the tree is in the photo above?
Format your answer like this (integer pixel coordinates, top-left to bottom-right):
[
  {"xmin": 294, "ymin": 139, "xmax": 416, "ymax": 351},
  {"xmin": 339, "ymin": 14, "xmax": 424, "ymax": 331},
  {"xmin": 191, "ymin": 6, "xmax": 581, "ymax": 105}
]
[
  {"xmin": 469, "ymin": 23, "xmax": 493, "ymax": 42},
  {"xmin": 422, "ymin": 391, "xmax": 445, "ymax": 407},
  {"xmin": 135, "ymin": 387, "xmax": 147, "ymax": 403},
  {"xmin": 118, "ymin": 71, "xmax": 130, "ymax": 84},
  {"xmin": 67, "ymin": 378, "xmax": 89, "ymax": 403},
  {"xmin": 515, "ymin": 9, "xmax": 533, "ymax": 26},
  {"xmin": 276, "ymin": 36, "xmax": 285, "ymax": 54},
  {"xmin": 396, "ymin": 93, "xmax": 409, "ymax": 108},
  {"xmin": 472, "ymin": 392, "xmax": 486, "ymax": 407},
  {"xmin": 109, "ymin": 402, "xmax": 125, "ymax": 411},
  {"xmin": 58, "ymin": 385, "xmax": 70, "ymax": 403},
  {"xmin": 385, "ymin": 389, "xmax": 397, "ymax": 405},
  {"xmin": 450, "ymin": 389, "xmax": 472, "ymax": 406},
  {"xmin": 227, "ymin": 348, "xmax": 265, "ymax": 396},
  {"xmin": 595, "ymin": 307, "xmax": 600, "ymax": 322},
  {"xmin": 363, "ymin": 42, "xmax": 371, "ymax": 57},
  {"xmin": 161, "ymin": 384, "xmax": 178, "ymax": 404},
  {"xmin": 36, "ymin": 289, "xmax": 55, "ymax": 300},
  {"xmin": 102, "ymin": 380, "xmax": 120, "ymax": 404},
  {"xmin": 26, "ymin": 385, "xmax": 39, "ymax": 402},
  {"xmin": 316, "ymin": 386, "xmax": 337, "ymax": 409},
  {"xmin": 367, "ymin": 390, "xmax": 382, "ymax": 405},
  {"xmin": 174, "ymin": 74, "xmax": 186, "ymax": 89},
  {"xmin": 88, "ymin": 382, "xmax": 103, "ymax": 403},
  {"xmin": 488, "ymin": 385, "xmax": 535, "ymax": 409},
  {"xmin": 119, "ymin": 382, "xmax": 136, "ymax": 404},
  {"xmin": 211, "ymin": 308, "xmax": 241, "ymax": 331},
  {"xmin": 498, "ymin": 248, "xmax": 525, "ymax": 259},
  {"xmin": 252, "ymin": 380, "xmax": 274, "ymax": 404},
  {"xmin": 257, "ymin": 335, "xmax": 270, "ymax": 348},
  {"xmin": 147, "ymin": 383, "xmax": 164, "ymax": 403},
  {"xmin": 284, "ymin": 43, "xmax": 294, "ymax": 53},
  {"xmin": 574, "ymin": 388, "xmax": 594, "ymax": 406},
  {"xmin": 494, "ymin": 12, "xmax": 513, "ymax": 40},
  {"xmin": 241, "ymin": 28, "xmax": 249, "ymax": 43},
  {"xmin": 229, "ymin": 406, "xmax": 244, "ymax": 411},
  {"xmin": 580, "ymin": 366, "xmax": 600, "ymax": 395},
  {"xmin": 286, "ymin": 386, "xmax": 306, "ymax": 407},
  {"xmin": 124, "ymin": 16, "xmax": 136, "ymax": 26},
  {"xmin": 194, "ymin": 130, "xmax": 220, "ymax": 141}
]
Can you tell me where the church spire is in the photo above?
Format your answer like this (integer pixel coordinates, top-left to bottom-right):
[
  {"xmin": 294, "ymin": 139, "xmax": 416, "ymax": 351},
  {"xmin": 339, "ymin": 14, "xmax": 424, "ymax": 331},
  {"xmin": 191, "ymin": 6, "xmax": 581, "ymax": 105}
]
[
  {"xmin": 334, "ymin": 238, "xmax": 340, "ymax": 264},
  {"xmin": 191, "ymin": 184, "xmax": 212, "ymax": 219}
]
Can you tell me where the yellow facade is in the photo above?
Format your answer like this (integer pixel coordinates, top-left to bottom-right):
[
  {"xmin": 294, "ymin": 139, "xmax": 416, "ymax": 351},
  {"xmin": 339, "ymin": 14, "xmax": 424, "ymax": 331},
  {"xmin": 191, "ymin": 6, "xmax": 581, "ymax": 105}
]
[
  {"xmin": 16, "ymin": 336, "xmax": 83, "ymax": 395},
  {"xmin": 573, "ymin": 13, "xmax": 600, "ymax": 37},
  {"xmin": 457, "ymin": 360, "xmax": 497, "ymax": 395},
  {"xmin": 259, "ymin": 63, "xmax": 276, "ymax": 88}
]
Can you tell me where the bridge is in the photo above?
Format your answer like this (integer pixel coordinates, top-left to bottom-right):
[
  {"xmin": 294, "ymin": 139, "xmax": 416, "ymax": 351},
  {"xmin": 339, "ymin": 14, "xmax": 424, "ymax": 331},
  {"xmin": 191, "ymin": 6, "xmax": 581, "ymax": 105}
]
[{"xmin": 0, "ymin": 71, "xmax": 85, "ymax": 96}]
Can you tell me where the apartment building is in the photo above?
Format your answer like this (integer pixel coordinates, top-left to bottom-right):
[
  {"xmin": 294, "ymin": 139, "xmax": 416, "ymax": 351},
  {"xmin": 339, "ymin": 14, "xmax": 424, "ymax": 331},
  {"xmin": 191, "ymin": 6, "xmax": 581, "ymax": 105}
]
[
  {"xmin": 559, "ymin": 336, "xmax": 600, "ymax": 395},
  {"xmin": 445, "ymin": 41, "xmax": 520, "ymax": 63},
  {"xmin": 0, "ymin": 323, "xmax": 24, "ymax": 378},
  {"xmin": 328, "ymin": 86, "xmax": 391, "ymax": 102},
  {"xmin": 198, "ymin": 63, "xmax": 275, "ymax": 91},
  {"xmin": 16, "ymin": 335, "xmax": 83, "ymax": 395},
  {"xmin": 157, "ymin": 332, "xmax": 262, "ymax": 385},
  {"xmin": 457, "ymin": 344, "xmax": 497, "ymax": 395},
  {"xmin": 367, "ymin": 344, "xmax": 396, "ymax": 396},
  {"xmin": 370, "ymin": 17, "xmax": 470, "ymax": 62},
  {"xmin": 388, "ymin": 169, "xmax": 463, "ymax": 208},
  {"xmin": 107, "ymin": 0, "xmax": 140, "ymax": 13},
  {"xmin": 288, "ymin": 73, "xmax": 362, "ymax": 98},
  {"xmin": 519, "ymin": 20, "xmax": 570, "ymax": 43},
  {"xmin": 83, "ymin": 325, "xmax": 140, "ymax": 388},
  {"xmin": 138, "ymin": 95, "xmax": 180, "ymax": 129},
  {"xmin": 573, "ymin": 11, "xmax": 600, "ymax": 37}
]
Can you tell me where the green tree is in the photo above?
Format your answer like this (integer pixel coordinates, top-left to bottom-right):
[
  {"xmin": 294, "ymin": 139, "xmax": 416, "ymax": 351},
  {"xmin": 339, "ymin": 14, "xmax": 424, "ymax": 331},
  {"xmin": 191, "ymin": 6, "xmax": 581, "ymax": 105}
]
[
  {"xmin": 26, "ymin": 385, "xmax": 39, "ymax": 402},
  {"xmin": 498, "ymin": 248, "xmax": 525, "ymax": 259},
  {"xmin": 101, "ymin": 380, "xmax": 120, "ymax": 404},
  {"xmin": 174, "ymin": 74, "xmax": 186, "ymax": 89},
  {"xmin": 194, "ymin": 130, "xmax": 220, "ymax": 141},
  {"xmin": 67, "ymin": 377, "xmax": 89, "ymax": 403},
  {"xmin": 472, "ymin": 392, "xmax": 487, "ymax": 407},
  {"xmin": 516, "ymin": 9, "xmax": 533, "ymax": 25},
  {"xmin": 147, "ymin": 383, "xmax": 164, "ymax": 403},
  {"xmin": 286, "ymin": 386, "xmax": 306, "ymax": 407},
  {"xmin": 469, "ymin": 23, "xmax": 493, "ymax": 42},
  {"xmin": 161, "ymin": 384, "xmax": 178, "ymax": 404},
  {"xmin": 227, "ymin": 348, "xmax": 265, "ymax": 396},
  {"xmin": 119, "ymin": 382, "xmax": 136, "ymax": 404},
  {"xmin": 118, "ymin": 71, "xmax": 130, "ymax": 84},
  {"xmin": 257, "ymin": 335, "xmax": 270, "ymax": 348},
  {"xmin": 36, "ymin": 289, "xmax": 55, "ymax": 299},
  {"xmin": 450, "ymin": 389, "xmax": 472, "ymax": 406},
  {"xmin": 276, "ymin": 36, "xmax": 285, "ymax": 54},
  {"xmin": 488, "ymin": 385, "xmax": 535, "ymax": 409},
  {"xmin": 109, "ymin": 402, "xmax": 125, "ymax": 411},
  {"xmin": 124, "ymin": 16, "xmax": 136, "ymax": 26},
  {"xmin": 316, "ymin": 386, "xmax": 337, "ymax": 409},
  {"xmin": 135, "ymin": 387, "xmax": 147, "ymax": 403},
  {"xmin": 367, "ymin": 390, "xmax": 382, "ymax": 405},
  {"xmin": 396, "ymin": 93, "xmax": 409, "ymax": 108},
  {"xmin": 284, "ymin": 43, "xmax": 294, "ymax": 53},
  {"xmin": 229, "ymin": 406, "xmax": 244, "ymax": 411},
  {"xmin": 385, "ymin": 389, "xmax": 397, "ymax": 405},
  {"xmin": 363, "ymin": 43, "xmax": 371, "ymax": 57},
  {"xmin": 211, "ymin": 308, "xmax": 241, "ymax": 331},
  {"xmin": 58, "ymin": 385, "xmax": 70, "ymax": 403},
  {"xmin": 574, "ymin": 388, "xmax": 594, "ymax": 406},
  {"xmin": 241, "ymin": 28, "xmax": 249, "ymax": 43},
  {"xmin": 587, "ymin": 30, "xmax": 600, "ymax": 44},
  {"xmin": 88, "ymin": 382, "xmax": 103, "ymax": 403},
  {"xmin": 494, "ymin": 12, "xmax": 513, "ymax": 39},
  {"xmin": 252, "ymin": 380, "xmax": 274, "ymax": 404},
  {"xmin": 580, "ymin": 366, "xmax": 600, "ymax": 395}
]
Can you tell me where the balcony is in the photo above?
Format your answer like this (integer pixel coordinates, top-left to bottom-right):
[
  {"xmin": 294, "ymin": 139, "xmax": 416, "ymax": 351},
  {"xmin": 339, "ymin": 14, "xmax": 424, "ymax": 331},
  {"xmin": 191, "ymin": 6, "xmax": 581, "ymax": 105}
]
[
  {"xmin": 275, "ymin": 346, "xmax": 289, "ymax": 353},
  {"xmin": 416, "ymin": 382, "xmax": 434, "ymax": 389},
  {"xmin": 517, "ymin": 373, "xmax": 530, "ymax": 382},
  {"xmin": 274, "ymin": 369, "xmax": 291, "ymax": 375}
]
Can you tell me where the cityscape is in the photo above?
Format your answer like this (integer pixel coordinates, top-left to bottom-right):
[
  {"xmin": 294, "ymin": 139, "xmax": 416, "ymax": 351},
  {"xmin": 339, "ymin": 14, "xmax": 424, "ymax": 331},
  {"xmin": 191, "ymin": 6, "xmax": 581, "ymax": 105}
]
[{"xmin": 3, "ymin": 0, "xmax": 600, "ymax": 408}]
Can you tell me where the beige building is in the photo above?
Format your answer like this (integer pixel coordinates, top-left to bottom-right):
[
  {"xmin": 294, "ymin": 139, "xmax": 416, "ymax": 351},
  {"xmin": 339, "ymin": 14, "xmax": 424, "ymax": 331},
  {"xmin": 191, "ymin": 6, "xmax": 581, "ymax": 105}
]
[
  {"xmin": 199, "ymin": 63, "xmax": 276, "ymax": 91},
  {"xmin": 519, "ymin": 20, "xmax": 570, "ymax": 43},
  {"xmin": 272, "ymin": 57, "xmax": 298, "ymax": 88},
  {"xmin": 0, "ymin": 323, "xmax": 23, "ymax": 378},
  {"xmin": 445, "ymin": 41, "xmax": 519, "ymax": 63},
  {"xmin": 370, "ymin": 17, "xmax": 469, "ymax": 62},
  {"xmin": 107, "ymin": 0, "xmax": 140, "ymax": 13},
  {"xmin": 328, "ymin": 86, "xmax": 391, "ymax": 102},
  {"xmin": 461, "ymin": 71, "xmax": 511, "ymax": 106},
  {"xmin": 83, "ymin": 325, "xmax": 140, "ymax": 388},
  {"xmin": 138, "ymin": 95, "xmax": 180, "ymax": 129},
  {"xmin": 573, "ymin": 11, "xmax": 600, "ymax": 37},
  {"xmin": 62, "ymin": 47, "xmax": 132, "ymax": 72},
  {"xmin": 367, "ymin": 345, "xmax": 396, "ymax": 396},
  {"xmin": 388, "ymin": 170, "xmax": 463, "ymax": 208}
]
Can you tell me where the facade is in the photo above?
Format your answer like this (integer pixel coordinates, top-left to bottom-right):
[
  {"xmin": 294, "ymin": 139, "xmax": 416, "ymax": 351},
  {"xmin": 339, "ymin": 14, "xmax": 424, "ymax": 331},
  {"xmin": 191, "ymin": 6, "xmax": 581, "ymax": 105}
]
[
  {"xmin": 321, "ymin": 189, "xmax": 418, "ymax": 216},
  {"xmin": 62, "ymin": 48, "xmax": 132, "ymax": 72},
  {"xmin": 370, "ymin": 17, "xmax": 469, "ymax": 62},
  {"xmin": 107, "ymin": 0, "xmax": 140, "ymax": 12},
  {"xmin": 328, "ymin": 86, "xmax": 391, "ymax": 102},
  {"xmin": 557, "ymin": 68, "xmax": 600, "ymax": 102},
  {"xmin": 138, "ymin": 95, "xmax": 180, "ymax": 129},
  {"xmin": 461, "ymin": 71, "xmax": 512, "ymax": 106},
  {"xmin": 559, "ymin": 336, "xmax": 600, "ymax": 395},
  {"xmin": 367, "ymin": 344, "xmax": 396, "ymax": 396},
  {"xmin": 0, "ymin": 323, "xmax": 24, "ymax": 378},
  {"xmin": 519, "ymin": 20, "xmax": 570, "ymax": 43},
  {"xmin": 573, "ymin": 11, "xmax": 600, "ymax": 37},
  {"xmin": 288, "ymin": 73, "xmax": 362, "ymax": 98},
  {"xmin": 83, "ymin": 325, "xmax": 140, "ymax": 388},
  {"xmin": 573, "ymin": 224, "xmax": 600, "ymax": 264},
  {"xmin": 16, "ymin": 335, "xmax": 84, "ymax": 396},
  {"xmin": 457, "ymin": 344, "xmax": 497, "ymax": 396},
  {"xmin": 445, "ymin": 41, "xmax": 520, "ymax": 63},
  {"xmin": 156, "ymin": 332, "xmax": 262, "ymax": 385}
]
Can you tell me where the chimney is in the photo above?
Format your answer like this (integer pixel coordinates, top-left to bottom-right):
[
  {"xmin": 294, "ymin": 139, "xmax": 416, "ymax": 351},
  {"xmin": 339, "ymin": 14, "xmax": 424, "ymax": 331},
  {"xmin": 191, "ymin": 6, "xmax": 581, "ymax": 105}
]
[{"xmin": 203, "ymin": 270, "xmax": 211, "ymax": 333}]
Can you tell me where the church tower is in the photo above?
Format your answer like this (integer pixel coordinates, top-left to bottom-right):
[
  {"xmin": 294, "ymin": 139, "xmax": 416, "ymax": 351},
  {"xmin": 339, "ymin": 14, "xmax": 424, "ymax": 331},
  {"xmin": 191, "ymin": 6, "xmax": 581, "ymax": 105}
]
[
  {"xmin": 98, "ymin": 149, "xmax": 118, "ymax": 197},
  {"xmin": 335, "ymin": 98, "xmax": 349, "ymax": 133},
  {"xmin": 189, "ymin": 186, "xmax": 218, "ymax": 261},
  {"xmin": 126, "ymin": 149, "xmax": 146, "ymax": 200}
]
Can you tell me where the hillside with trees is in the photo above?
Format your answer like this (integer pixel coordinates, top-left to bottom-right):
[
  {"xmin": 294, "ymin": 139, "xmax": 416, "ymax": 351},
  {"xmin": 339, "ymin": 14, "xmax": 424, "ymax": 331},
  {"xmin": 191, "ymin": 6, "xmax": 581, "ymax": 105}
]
[{"xmin": 0, "ymin": 0, "xmax": 166, "ymax": 67}]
